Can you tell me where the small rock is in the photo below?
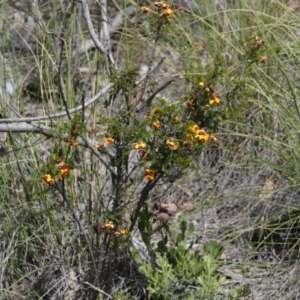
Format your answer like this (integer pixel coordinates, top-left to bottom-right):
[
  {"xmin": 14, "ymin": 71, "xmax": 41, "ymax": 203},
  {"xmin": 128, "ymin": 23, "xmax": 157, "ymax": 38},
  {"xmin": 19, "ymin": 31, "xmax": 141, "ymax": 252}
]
[
  {"xmin": 160, "ymin": 203, "xmax": 178, "ymax": 215},
  {"xmin": 181, "ymin": 201, "xmax": 194, "ymax": 211},
  {"xmin": 156, "ymin": 212, "xmax": 170, "ymax": 223}
]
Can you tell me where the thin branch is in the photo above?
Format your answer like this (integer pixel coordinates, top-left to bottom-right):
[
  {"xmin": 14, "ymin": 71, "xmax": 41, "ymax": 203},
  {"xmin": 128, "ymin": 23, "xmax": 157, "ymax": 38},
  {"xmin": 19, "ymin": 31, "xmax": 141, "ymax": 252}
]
[
  {"xmin": 0, "ymin": 83, "xmax": 113, "ymax": 123},
  {"xmin": 58, "ymin": 36, "xmax": 71, "ymax": 120},
  {"xmin": 99, "ymin": 0, "xmax": 115, "ymax": 65},
  {"xmin": 79, "ymin": 0, "xmax": 106, "ymax": 54},
  {"xmin": 129, "ymin": 173, "xmax": 163, "ymax": 232},
  {"xmin": 138, "ymin": 75, "xmax": 179, "ymax": 118},
  {"xmin": 80, "ymin": 0, "xmax": 115, "ymax": 76},
  {"xmin": 82, "ymin": 281, "xmax": 113, "ymax": 299}
]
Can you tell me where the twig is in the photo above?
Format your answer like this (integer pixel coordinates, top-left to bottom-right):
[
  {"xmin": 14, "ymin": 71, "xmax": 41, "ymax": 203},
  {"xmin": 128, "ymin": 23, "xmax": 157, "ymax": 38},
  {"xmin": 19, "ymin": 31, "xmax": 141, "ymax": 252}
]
[
  {"xmin": 138, "ymin": 75, "xmax": 179, "ymax": 118},
  {"xmin": 80, "ymin": 0, "xmax": 115, "ymax": 75},
  {"xmin": 58, "ymin": 36, "xmax": 71, "ymax": 120},
  {"xmin": 129, "ymin": 173, "xmax": 163, "ymax": 231},
  {"xmin": 82, "ymin": 281, "xmax": 113, "ymax": 299},
  {"xmin": 79, "ymin": 0, "xmax": 106, "ymax": 54},
  {"xmin": 98, "ymin": 0, "xmax": 115, "ymax": 65},
  {"xmin": 0, "ymin": 83, "xmax": 113, "ymax": 123}
]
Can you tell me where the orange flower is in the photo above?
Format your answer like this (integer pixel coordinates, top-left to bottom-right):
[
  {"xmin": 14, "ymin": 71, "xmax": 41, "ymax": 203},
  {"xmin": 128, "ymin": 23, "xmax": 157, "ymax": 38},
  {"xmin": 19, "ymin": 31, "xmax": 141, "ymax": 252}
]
[
  {"xmin": 115, "ymin": 227, "xmax": 128, "ymax": 237},
  {"xmin": 189, "ymin": 124, "xmax": 200, "ymax": 134},
  {"xmin": 209, "ymin": 135, "xmax": 218, "ymax": 144},
  {"xmin": 162, "ymin": 8, "xmax": 175, "ymax": 19},
  {"xmin": 57, "ymin": 159, "xmax": 68, "ymax": 169},
  {"xmin": 94, "ymin": 142, "xmax": 104, "ymax": 149},
  {"xmin": 141, "ymin": 6, "xmax": 150, "ymax": 14},
  {"xmin": 209, "ymin": 93, "xmax": 221, "ymax": 106},
  {"xmin": 60, "ymin": 167, "xmax": 70, "ymax": 178},
  {"xmin": 43, "ymin": 174, "xmax": 54, "ymax": 185},
  {"xmin": 196, "ymin": 133, "xmax": 210, "ymax": 143},
  {"xmin": 151, "ymin": 107, "xmax": 159, "ymax": 114},
  {"xmin": 166, "ymin": 139, "xmax": 179, "ymax": 150},
  {"xmin": 255, "ymin": 37, "xmax": 265, "ymax": 47},
  {"xmin": 144, "ymin": 169, "xmax": 158, "ymax": 181},
  {"xmin": 133, "ymin": 142, "xmax": 146, "ymax": 153},
  {"xmin": 152, "ymin": 120, "xmax": 160, "ymax": 130},
  {"xmin": 68, "ymin": 139, "xmax": 80, "ymax": 147},
  {"xmin": 104, "ymin": 137, "xmax": 115, "ymax": 144},
  {"xmin": 101, "ymin": 221, "xmax": 115, "ymax": 230},
  {"xmin": 259, "ymin": 55, "xmax": 268, "ymax": 63},
  {"xmin": 120, "ymin": 227, "xmax": 128, "ymax": 235}
]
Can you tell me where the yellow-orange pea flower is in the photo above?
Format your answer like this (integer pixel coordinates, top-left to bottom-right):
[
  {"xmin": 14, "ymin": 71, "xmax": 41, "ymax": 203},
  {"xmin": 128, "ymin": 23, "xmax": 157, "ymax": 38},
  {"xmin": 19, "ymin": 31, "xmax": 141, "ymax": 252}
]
[
  {"xmin": 94, "ymin": 142, "xmax": 104, "ymax": 149},
  {"xmin": 133, "ymin": 142, "xmax": 146, "ymax": 153},
  {"xmin": 199, "ymin": 81, "xmax": 205, "ymax": 87},
  {"xmin": 166, "ymin": 139, "xmax": 179, "ymax": 150},
  {"xmin": 144, "ymin": 169, "xmax": 158, "ymax": 181},
  {"xmin": 209, "ymin": 136, "xmax": 218, "ymax": 144},
  {"xmin": 189, "ymin": 124, "xmax": 200, "ymax": 133},
  {"xmin": 104, "ymin": 137, "xmax": 115, "ymax": 144},
  {"xmin": 152, "ymin": 107, "xmax": 159, "ymax": 114},
  {"xmin": 174, "ymin": 116, "xmax": 180, "ymax": 123},
  {"xmin": 255, "ymin": 37, "xmax": 265, "ymax": 47},
  {"xmin": 141, "ymin": 6, "xmax": 150, "ymax": 14},
  {"xmin": 259, "ymin": 55, "xmax": 268, "ymax": 63},
  {"xmin": 115, "ymin": 227, "xmax": 128, "ymax": 237},
  {"xmin": 101, "ymin": 221, "xmax": 115, "ymax": 230},
  {"xmin": 120, "ymin": 227, "xmax": 128, "ymax": 235},
  {"xmin": 152, "ymin": 120, "xmax": 160, "ymax": 130},
  {"xmin": 68, "ymin": 139, "xmax": 80, "ymax": 147},
  {"xmin": 43, "ymin": 174, "xmax": 55, "ymax": 185},
  {"xmin": 209, "ymin": 96, "xmax": 221, "ymax": 106},
  {"xmin": 60, "ymin": 167, "xmax": 70, "ymax": 178},
  {"xmin": 162, "ymin": 8, "xmax": 175, "ymax": 19},
  {"xmin": 196, "ymin": 133, "xmax": 210, "ymax": 143}
]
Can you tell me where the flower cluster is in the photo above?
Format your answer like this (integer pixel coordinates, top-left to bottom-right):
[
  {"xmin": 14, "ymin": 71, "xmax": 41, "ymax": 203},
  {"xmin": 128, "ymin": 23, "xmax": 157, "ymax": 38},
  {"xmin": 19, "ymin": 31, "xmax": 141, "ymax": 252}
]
[
  {"xmin": 100, "ymin": 221, "xmax": 128, "ymax": 238},
  {"xmin": 94, "ymin": 136, "xmax": 115, "ymax": 149},
  {"xmin": 144, "ymin": 168, "xmax": 159, "ymax": 181},
  {"xmin": 114, "ymin": 227, "xmax": 128, "ymax": 237},
  {"xmin": 43, "ymin": 174, "xmax": 54, "ymax": 185},
  {"xmin": 141, "ymin": 2, "xmax": 176, "ymax": 19},
  {"xmin": 133, "ymin": 142, "xmax": 146, "ymax": 153},
  {"xmin": 187, "ymin": 124, "xmax": 210, "ymax": 143},
  {"xmin": 198, "ymin": 81, "xmax": 221, "ymax": 106},
  {"xmin": 101, "ymin": 221, "xmax": 115, "ymax": 230},
  {"xmin": 166, "ymin": 139, "xmax": 179, "ymax": 150},
  {"xmin": 57, "ymin": 158, "xmax": 70, "ymax": 178},
  {"xmin": 155, "ymin": 2, "xmax": 175, "ymax": 19},
  {"xmin": 42, "ymin": 158, "xmax": 70, "ymax": 185},
  {"xmin": 68, "ymin": 139, "xmax": 80, "ymax": 147}
]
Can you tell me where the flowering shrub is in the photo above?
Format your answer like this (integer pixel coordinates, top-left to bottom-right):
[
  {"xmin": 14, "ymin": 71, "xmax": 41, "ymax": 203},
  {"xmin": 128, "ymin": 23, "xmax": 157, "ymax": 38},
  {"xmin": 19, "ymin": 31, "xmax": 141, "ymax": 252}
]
[{"xmin": 0, "ymin": 1, "xmax": 272, "ymax": 299}]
